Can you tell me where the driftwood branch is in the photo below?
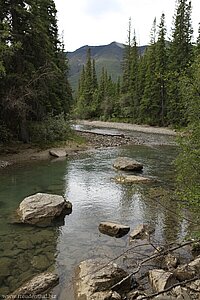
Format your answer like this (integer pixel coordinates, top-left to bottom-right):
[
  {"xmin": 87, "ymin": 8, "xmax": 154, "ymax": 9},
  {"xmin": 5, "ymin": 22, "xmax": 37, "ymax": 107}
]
[
  {"xmin": 139, "ymin": 276, "xmax": 199, "ymax": 299},
  {"xmin": 110, "ymin": 239, "xmax": 200, "ymax": 290}
]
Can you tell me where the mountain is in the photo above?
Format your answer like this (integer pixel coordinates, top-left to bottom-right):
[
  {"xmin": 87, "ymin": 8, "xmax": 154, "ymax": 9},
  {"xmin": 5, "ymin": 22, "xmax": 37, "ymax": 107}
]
[{"xmin": 67, "ymin": 41, "xmax": 146, "ymax": 92}]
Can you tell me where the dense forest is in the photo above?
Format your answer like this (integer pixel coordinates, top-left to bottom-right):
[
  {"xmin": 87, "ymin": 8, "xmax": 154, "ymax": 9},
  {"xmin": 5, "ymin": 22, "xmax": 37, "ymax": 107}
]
[
  {"xmin": 0, "ymin": 0, "xmax": 72, "ymax": 143},
  {"xmin": 0, "ymin": 0, "xmax": 199, "ymax": 209},
  {"xmin": 75, "ymin": 1, "xmax": 199, "ymax": 128}
]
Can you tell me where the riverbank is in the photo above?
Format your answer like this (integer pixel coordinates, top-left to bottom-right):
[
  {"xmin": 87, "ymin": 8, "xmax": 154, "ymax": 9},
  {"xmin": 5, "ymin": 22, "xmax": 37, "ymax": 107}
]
[
  {"xmin": 0, "ymin": 121, "xmax": 177, "ymax": 167},
  {"xmin": 77, "ymin": 120, "xmax": 177, "ymax": 136}
]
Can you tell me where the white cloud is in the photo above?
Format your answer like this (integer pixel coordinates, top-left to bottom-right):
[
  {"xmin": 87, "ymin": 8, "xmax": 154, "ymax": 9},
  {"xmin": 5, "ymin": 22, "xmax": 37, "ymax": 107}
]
[{"xmin": 54, "ymin": 0, "xmax": 200, "ymax": 51}]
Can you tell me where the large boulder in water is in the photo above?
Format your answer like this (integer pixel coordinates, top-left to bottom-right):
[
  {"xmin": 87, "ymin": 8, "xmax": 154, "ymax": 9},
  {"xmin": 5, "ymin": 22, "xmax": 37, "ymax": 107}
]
[
  {"xmin": 113, "ymin": 157, "xmax": 143, "ymax": 171},
  {"xmin": 7, "ymin": 272, "xmax": 59, "ymax": 299},
  {"xmin": 16, "ymin": 193, "xmax": 72, "ymax": 226},
  {"xmin": 74, "ymin": 259, "xmax": 131, "ymax": 300}
]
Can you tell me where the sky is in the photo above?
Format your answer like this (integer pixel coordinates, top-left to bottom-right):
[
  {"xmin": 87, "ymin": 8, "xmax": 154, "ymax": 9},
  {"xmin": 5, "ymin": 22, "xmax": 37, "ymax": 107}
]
[{"xmin": 54, "ymin": 0, "xmax": 200, "ymax": 52}]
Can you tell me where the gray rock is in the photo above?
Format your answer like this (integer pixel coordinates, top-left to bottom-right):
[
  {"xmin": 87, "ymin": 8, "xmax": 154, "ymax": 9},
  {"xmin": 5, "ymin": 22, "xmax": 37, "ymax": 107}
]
[
  {"xmin": 130, "ymin": 224, "xmax": 154, "ymax": 240},
  {"xmin": 99, "ymin": 221, "xmax": 130, "ymax": 238},
  {"xmin": 173, "ymin": 286, "xmax": 191, "ymax": 300},
  {"xmin": 149, "ymin": 269, "xmax": 177, "ymax": 292},
  {"xmin": 115, "ymin": 175, "xmax": 151, "ymax": 184},
  {"xmin": 74, "ymin": 259, "xmax": 131, "ymax": 300},
  {"xmin": 16, "ymin": 193, "xmax": 72, "ymax": 226},
  {"xmin": 7, "ymin": 272, "xmax": 59, "ymax": 299},
  {"xmin": 113, "ymin": 157, "xmax": 143, "ymax": 171},
  {"xmin": 174, "ymin": 256, "xmax": 200, "ymax": 281},
  {"xmin": 49, "ymin": 149, "xmax": 67, "ymax": 158}
]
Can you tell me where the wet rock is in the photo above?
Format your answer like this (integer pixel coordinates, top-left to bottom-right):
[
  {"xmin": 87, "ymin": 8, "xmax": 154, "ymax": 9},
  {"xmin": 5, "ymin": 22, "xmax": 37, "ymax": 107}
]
[
  {"xmin": 31, "ymin": 255, "xmax": 50, "ymax": 271},
  {"xmin": 99, "ymin": 221, "xmax": 130, "ymax": 238},
  {"xmin": 7, "ymin": 272, "xmax": 59, "ymax": 299},
  {"xmin": 16, "ymin": 193, "xmax": 72, "ymax": 226},
  {"xmin": 0, "ymin": 257, "xmax": 13, "ymax": 277},
  {"xmin": 130, "ymin": 224, "xmax": 154, "ymax": 240},
  {"xmin": 113, "ymin": 157, "xmax": 143, "ymax": 171},
  {"xmin": 115, "ymin": 175, "xmax": 151, "ymax": 184},
  {"xmin": 149, "ymin": 269, "xmax": 177, "ymax": 292},
  {"xmin": 74, "ymin": 259, "xmax": 131, "ymax": 300},
  {"xmin": 49, "ymin": 149, "xmax": 67, "ymax": 158},
  {"xmin": 17, "ymin": 240, "xmax": 33, "ymax": 250}
]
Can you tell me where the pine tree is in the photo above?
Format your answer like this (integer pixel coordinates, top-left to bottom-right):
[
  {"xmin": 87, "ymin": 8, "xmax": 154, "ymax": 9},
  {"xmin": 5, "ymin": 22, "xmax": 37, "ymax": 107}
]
[
  {"xmin": 167, "ymin": 0, "xmax": 193, "ymax": 126},
  {"xmin": 155, "ymin": 13, "xmax": 168, "ymax": 125},
  {"xmin": 0, "ymin": 0, "xmax": 72, "ymax": 142},
  {"xmin": 140, "ymin": 18, "xmax": 159, "ymax": 125}
]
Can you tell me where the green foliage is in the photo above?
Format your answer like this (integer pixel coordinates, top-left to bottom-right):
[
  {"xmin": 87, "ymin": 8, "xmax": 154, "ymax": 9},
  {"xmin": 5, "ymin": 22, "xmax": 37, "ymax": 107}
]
[
  {"xmin": 175, "ymin": 54, "xmax": 200, "ymax": 211},
  {"xmin": 28, "ymin": 114, "xmax": 71, "ymax": 145},
  {"xmin": 0, "ymin": 0, "xmax": 72, "ymax": 143}
]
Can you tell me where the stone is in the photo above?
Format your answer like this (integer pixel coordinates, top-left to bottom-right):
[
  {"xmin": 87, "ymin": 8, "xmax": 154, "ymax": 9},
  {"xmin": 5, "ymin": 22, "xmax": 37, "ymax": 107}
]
[
  {"xmin": 130, "ymin": 224, "xmax": 154, "ymax": 240},
  {"xmin": 163, "ymin": 253, "xmax": 179, "ymax": 271},
  {"xmin": 7, "ymin": 272, "xmax": 59, "ymax": 299},
  {"xmin": 174, "ymin": 256, "xmax": 200, "ymax": 282},
  {"xmin": 149, "ymin": 269, "xmax": 177, "ymax": 292},
  {"xmin": 99, "ymin": 221, "xmax": 130, "ymax": 238},
  {"xmin": 115, "ymin": 175, "xmax": 151, "ymax": 184},
  {"xmin": 74, "ymin": 259, "xmax": 131, "ymax": 300},
  {"xmin": 16, "ymin": 193, "xmax": 72, "ymax": 226},
  {"xmin": 188, "ymin": 279, "xmax": 200, "ymax": 292},
  {"xmin": 113, "ymin": 157, "xmax": 143, "ymax": 171},
  {"xmin": 31, "ymin": 255, "xmax": 51, "ymax": 271},
  {"xmin": 0, "ymin": 257, "xmax": 13, "ymax": 277},
  {"xmin": 49, "ymin": 149, "xmax": 67, "ymax": 158},
  {"xmin": 173, "ymin": 286, "xmax": 191, "ymax": 300}
]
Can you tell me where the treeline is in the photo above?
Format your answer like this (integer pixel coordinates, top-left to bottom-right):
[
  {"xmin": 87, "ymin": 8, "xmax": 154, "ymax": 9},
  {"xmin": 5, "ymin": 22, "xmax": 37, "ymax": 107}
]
[
  {"xmin": 0, "ymin": 0, "xmax": 72, "ymax": 143},
  {"xmin": 74, "ymin": 0, "xmax": 200, "ymax": 128}
]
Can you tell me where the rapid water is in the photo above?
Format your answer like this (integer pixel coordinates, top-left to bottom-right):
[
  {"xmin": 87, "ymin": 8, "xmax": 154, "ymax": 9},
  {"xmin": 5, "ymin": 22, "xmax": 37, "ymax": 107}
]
[{"xmin": 0, "ymin": 135, "xmax": 194, "ymax": 298}]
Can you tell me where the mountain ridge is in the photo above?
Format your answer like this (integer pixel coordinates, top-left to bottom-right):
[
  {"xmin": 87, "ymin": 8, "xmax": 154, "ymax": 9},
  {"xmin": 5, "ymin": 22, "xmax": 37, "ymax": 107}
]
[{"xmin": 67, "ymin": 41, "xmax": 146, "ymax": 92}]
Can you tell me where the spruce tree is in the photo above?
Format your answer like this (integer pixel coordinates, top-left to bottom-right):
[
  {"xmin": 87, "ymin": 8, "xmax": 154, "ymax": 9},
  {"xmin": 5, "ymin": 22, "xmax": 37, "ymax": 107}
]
[{"xmin": 167, "ymin": 0, "xmax": 193, "ymax": 126}]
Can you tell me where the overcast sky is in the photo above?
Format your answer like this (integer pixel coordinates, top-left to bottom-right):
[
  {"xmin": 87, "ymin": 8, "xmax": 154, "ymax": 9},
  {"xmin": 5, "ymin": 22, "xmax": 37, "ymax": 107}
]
[{"xmin": 54, "ymin": 0, "xmax": 200, "ymax": 52}]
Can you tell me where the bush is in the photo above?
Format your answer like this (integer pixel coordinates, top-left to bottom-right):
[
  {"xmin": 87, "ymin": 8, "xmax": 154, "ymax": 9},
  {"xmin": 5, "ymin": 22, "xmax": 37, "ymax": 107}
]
[
  {"xmin": 0, "ymin": 122, "xmax": 13, "ymax": 143},
  {"xmin": 29, "ymin": 113, "xmax": 72, "ymax": 145}
]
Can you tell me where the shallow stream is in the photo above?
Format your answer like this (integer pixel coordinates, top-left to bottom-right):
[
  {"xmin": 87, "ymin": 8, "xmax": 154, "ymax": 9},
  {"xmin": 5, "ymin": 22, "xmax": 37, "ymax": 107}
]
[{"xmin": 0, "ymin": 129, "xmax": 196, "ymax": 299}]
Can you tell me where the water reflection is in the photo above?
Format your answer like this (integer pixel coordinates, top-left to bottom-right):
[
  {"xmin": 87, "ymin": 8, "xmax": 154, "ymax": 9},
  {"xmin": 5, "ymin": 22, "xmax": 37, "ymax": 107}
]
[{"xmin": 0, "ymin": 143, "xmax": 195, "ymax": 298}]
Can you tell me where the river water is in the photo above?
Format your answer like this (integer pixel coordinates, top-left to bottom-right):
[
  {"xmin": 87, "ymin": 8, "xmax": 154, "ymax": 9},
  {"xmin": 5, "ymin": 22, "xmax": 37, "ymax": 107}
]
[{"xmin": 0, "ymin": 128, "xmax": 196, "ymax": 299}]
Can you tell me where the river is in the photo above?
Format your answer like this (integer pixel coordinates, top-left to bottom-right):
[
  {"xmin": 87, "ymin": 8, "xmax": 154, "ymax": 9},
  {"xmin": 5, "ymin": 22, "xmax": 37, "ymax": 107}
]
[{"xmin": 0, "ymin": 126, "xmax": 196, "ymax": 299}]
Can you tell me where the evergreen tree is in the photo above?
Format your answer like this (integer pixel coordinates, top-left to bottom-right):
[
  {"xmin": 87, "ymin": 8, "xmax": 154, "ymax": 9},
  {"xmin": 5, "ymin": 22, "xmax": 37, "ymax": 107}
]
[
  {"xmin": 140, "ymin": 18, "xmax": 159, "ymax": 125},
  {"xmin": 155, "ymin": 13, "xmax": 168, "ymax": 125},
  {"xmin": 167, "ymin": 0, "xmax": 193, "ymax": 126},
  {"xmin": 0, "ymin": 0, "xmax": 72, "ymax": 142}
]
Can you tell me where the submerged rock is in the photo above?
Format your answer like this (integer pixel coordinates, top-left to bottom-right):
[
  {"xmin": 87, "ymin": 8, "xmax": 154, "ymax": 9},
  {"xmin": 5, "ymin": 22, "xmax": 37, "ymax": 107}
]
[
  {"xmin": 99, "ymin": 221, "xmax": 130, "ymax": 238},
  {"xmin": 16, "ymin": 193, "xmax": 72, "ymax": 227},
  {"xmin": 115, "ymin": 175, "xmax": 151, "ymax": 184},
  {"xmin": 7, "ymin": 272, "xmax": 59, "ymax": 299},
  {"xmin": 113, "ymin": 157, "xmax": 143, "ymax": 171},
  {"xmin": 130, "ymin": 224, "xmax": 155, "ymax": 240},
  {"xmin": 74, "ymin": 259, "xmax": 131, "ymax": 300}
]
